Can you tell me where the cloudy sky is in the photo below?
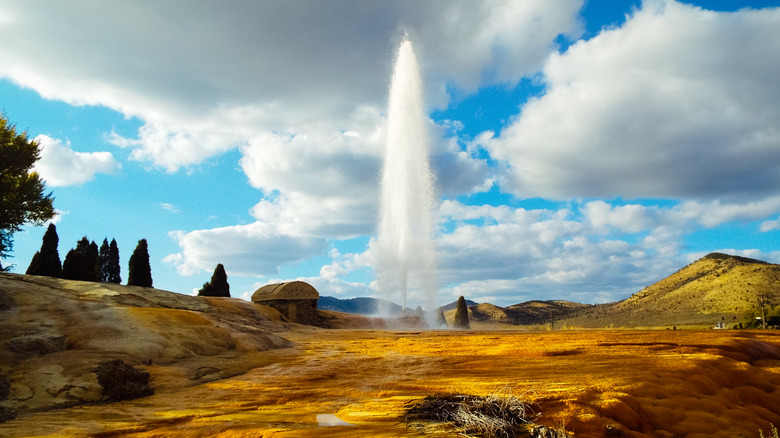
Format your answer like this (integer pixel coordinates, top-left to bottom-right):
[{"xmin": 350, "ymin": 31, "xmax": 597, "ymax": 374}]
[{"xmin": 2, "ymin": 0, "xmax": 779, "ymax": 307}]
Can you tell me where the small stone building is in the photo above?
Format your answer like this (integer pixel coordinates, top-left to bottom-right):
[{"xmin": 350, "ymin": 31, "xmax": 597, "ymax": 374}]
[{"xmin": 251, "ymin": 281, "xmax": 319, "ymax": 324}]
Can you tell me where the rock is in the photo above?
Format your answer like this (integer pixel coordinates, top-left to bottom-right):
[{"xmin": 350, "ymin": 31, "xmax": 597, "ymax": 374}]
[
  {"xmin": 0, "ymin": 289, "xmax": 13, "ymax": 310},
  {"xmin": 0, "ymin": 373, "xmax": 9, "ymax": 400},
  {"xmin": 192, "ymin": 367, "xmax": 222, "ymax": 380},
  {"xmin": 95, "ymin": 359, "xmax": 153, "ymax": 401},
  {"xmin": 0, "ymin": 406, "xmax": 17, "ymax": 422},
  {"xmin": 9, "ymin": 333, "xmax": 67, "ymax": 356}
]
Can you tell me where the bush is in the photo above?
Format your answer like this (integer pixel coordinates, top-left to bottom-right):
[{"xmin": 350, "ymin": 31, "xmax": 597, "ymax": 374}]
[{"xmin": 95, "ymin": 359, "xmax": 153, "ymax": 401}]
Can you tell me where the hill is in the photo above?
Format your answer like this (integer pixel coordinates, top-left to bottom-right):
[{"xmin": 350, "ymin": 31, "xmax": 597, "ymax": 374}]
[
  {"xmin": 444, "ymin": 300, "xmax": 590, "ymax": 327},
  {"xmin": 318, "ymin": 296, "xmax": 404, "ymax": 314},
  {"xmin": 558, "ymin": 253, "xmax": 780, "ymax": 328},
  {"xmin": 0, "ymin": 273, "xmax": 295, "ymax": 419}
]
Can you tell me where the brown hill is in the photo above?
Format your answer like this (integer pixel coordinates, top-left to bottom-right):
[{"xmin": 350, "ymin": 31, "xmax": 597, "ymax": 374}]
[
  {"xmin": 445, "ymin": 300, "xmax": 590, "ymax": 327},
  {"xmin": 559, "ymin": 253, "xmax": 780, "ymax": 328}
]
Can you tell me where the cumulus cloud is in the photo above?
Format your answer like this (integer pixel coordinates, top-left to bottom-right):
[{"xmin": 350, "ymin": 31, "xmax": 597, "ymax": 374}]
[
  {"xmin": 1, "ymin": 0, "xmax": 583, "ymax": 172},
  {"xmin": 165, "ymin": 223, "xmax": 327, "ymax": 277},
  {"xmin": 33, "ymin": 135, "xmax": 120, "ymax": 186},
  {"xmin": 486, "ymin": 1, "xmax": 780, "ymax": 200}
]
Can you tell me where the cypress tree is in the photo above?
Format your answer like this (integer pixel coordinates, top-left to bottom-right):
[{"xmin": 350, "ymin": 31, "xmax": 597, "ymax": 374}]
[
  {"xmin": 26, "ymin": 223, "xmax": 62, "ymax": 277},
  {"xmin": 453, "ymin": 296, "xmax": 470, "ymax": 329},
  {"xmin": 127, "ymin": 239, "xmax": 152, "ymax": 287},
  {"xmin": 198, "ymin": 263, "xmax": 230, "ymax": 297},
  {"xmin": 98, "ymin": 239, "xmax": 110, "ymax": 282},
  {"xmin": 61, "ymin": 237, "xmax": 99, "ymax": 281},
  {"xmin": 107, "ymin": 239, "xmax": 121, "ymax": 284}
]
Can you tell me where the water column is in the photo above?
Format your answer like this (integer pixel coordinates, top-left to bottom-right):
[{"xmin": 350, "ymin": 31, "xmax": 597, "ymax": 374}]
[{"xmin": 376, "ymin": 39, "xmax": 437, "ymax": 317}]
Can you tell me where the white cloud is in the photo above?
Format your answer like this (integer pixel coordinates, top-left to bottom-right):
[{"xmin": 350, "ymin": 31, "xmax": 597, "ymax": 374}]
[
  {"xmin": 33, "ymin": 135, "xmax": 120, "ymax": 186},
  {"xmin": 486, "ymin": 1, "xmax": 780, "ymax": 200},
  {"xmin": 760, "ymin": 220, "xmax": 779, "ymax": 232},
  {"xmin": 165, "ymin": 223, "xmax": 327, "ymax": 277},
  {"xmin": 1, "ymin": 1, "xmax": 583, "ymax": 173}
]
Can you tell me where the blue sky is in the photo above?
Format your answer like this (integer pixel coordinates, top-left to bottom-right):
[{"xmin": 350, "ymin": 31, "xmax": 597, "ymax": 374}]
[{"xmin": 2, "ymin": 0, "xmax": 779, "ymax": 307}]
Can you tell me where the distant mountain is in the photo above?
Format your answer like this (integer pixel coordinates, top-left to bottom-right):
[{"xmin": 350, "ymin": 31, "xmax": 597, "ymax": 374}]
[
  {"xmin": 318, "ymin": 296, "xmax": 404, "ymax": 315},
  {"xmin": 558, "ymin": 253, "xmax": 780, "ymax": 328},
  {"xmin": 440, "ymin": 298, "xmax": 478, "ymax": 312},
  {"xmin": 446, "ymin": 300, "xmax": 590, "ymax": 326},
  {"xmin": 319, "ymin": 296, "xmax": 479, "ymax": 315}
]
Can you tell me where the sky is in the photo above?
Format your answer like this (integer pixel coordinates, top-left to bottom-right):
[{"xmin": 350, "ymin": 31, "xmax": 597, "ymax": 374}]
[{"xmin": 2, "ymin": 0, "xmax": 779, "ymax": 308}]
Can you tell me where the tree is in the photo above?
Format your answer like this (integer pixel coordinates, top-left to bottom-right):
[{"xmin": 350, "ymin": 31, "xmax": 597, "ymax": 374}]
[
  {"xmin": 26, "ymin": 223, "xmax": 61, "ymax": 277},
  {"xmin": 98, "ymin": 239, "xmax": 111, "ymax": 282},
  {"xmin": 107, "ymin": 239, "xmax": 121, "ymax": 284},
  {"xmin": 0, "ymin": 115, "xmax": 55, "ymax": 268},
  {"xmin": 198, "ymin": 263, "xmax": 230, "ymax": 297},
  {"xmin": 61, "ymin": 237, "xmax": 99, "ymax": 281},
  {"xmin": 128, "ymin": 239, "xmax": 152, "ymax": 287},
  {"xmin": 453, "ymin": 296, "xmax": 470, "ymax": 329}
]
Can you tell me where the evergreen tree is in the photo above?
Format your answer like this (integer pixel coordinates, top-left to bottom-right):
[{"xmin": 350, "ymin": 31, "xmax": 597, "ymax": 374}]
[
  {"xmin": 26, "ymin": 223, "xmax": 62, "ymax": 277},
  {"xmin": 198, "ymin": 263, "xmax": 230, "ymax": 297},
  {"xmin": 98, "ymin": 239, "xmax": 111, "ymax": 282},
  {"xmin": 107, "ymin": 239, "xmax": 121, "ymax": 284},
  {"xmin": 61, "ymin": 237, "xmax": 99, "ymax": 281},
  {"xmin": 453, "ymin": 296, "xmax": 470, "ymax": 329},
  {"xmin": 128, "ymin": 239, "xmax": 152, "ymax": 287},
  {"xmin": 0, "ymin": 115, "xmax": 56, "ymax": 266}
]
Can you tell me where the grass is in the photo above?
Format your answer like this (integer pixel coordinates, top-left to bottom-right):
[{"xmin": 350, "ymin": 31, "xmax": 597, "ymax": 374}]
[
  {"xmin": 404, "ymin": 388, "xmax": 569, "ymax": 438},
  {"xmin": 761, "ymin": 424, "xmax": 780, "ymax": 438}
]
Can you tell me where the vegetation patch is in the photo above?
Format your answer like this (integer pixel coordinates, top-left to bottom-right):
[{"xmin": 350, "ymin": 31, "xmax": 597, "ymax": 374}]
[{"xmin": 404, "ymin": 390, "xmax": 567, "ymax": 437}]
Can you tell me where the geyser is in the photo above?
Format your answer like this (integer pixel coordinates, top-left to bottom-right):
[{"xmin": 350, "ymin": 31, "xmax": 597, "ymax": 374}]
[{"xmin": 376, "ymin": 39, "xmax": 437, "ymax": 315}]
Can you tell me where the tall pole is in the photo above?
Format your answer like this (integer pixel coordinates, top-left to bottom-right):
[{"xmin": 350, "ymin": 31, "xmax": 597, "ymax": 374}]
[{"xmin": 760, "ymin": 292, "xmax": 767, "ymax": 329}]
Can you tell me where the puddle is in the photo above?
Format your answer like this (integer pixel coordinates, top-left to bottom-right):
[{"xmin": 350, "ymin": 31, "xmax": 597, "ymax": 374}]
[{"xmin": 316, "ymin": 414, "xmax": 352, "ymax": 426}]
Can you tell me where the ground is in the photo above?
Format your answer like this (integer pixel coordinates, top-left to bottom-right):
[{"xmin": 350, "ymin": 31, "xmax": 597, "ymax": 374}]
[{"xmin": 3, "ymin": 328, "xmax": 780, "ymax": 437}]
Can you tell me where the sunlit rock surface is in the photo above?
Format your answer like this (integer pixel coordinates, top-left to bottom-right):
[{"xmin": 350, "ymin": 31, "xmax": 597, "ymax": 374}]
[{"xmin": 3, "ymin": 273, "xmax": 780, "ymax": 437}]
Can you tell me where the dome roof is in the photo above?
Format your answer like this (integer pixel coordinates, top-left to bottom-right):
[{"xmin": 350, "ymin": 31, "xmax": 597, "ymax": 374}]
[{"xmin": 251, "ymin": 281, "xmax": 319, "ymax": 302}]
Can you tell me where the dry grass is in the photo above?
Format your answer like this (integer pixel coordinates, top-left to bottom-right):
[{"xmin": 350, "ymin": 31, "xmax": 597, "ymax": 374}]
[
  {"xmin": 404, "ymin": 388, "xmax": 535, "ymax": 437},
  {"xmin": 761, "ymin": 424, "xmax": 780, "ymax": 438}
]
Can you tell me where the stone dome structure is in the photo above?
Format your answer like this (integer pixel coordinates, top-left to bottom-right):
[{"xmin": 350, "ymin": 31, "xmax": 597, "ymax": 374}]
[{"xmin": 251, "ymin": 281, "xmax": 319, "ymax": 324}]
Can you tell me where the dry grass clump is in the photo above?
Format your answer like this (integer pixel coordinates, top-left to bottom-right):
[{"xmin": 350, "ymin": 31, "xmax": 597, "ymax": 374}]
[
  {"xmin": 404, "ymin": 388, "xmax": 567, "ymax": 438},
  {"xmin": 761, "ymin": 424, "xmax": 779, "ymax": 438}
]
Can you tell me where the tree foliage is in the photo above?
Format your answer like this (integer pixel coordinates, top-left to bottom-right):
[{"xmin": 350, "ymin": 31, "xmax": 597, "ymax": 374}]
[
  {"xmin": 107, "ymin": 239, "xmax": 121, "ymax": 284},
  {"xmin": 60, "ymin": 237, "xmax": 99, "ymax": 281},
  {"xmin": 0, "ymin": 115, "xmax": 55, "ymax": 266},
  {"xmin": 198, "ymin": 263, "xmax": 230, "ymax": 297},
  {"xmin": 128, "ymin": 239, "xmax": 152, "ymax": 287},
  {"xmin": 453, "ymin": 296, "xmax": 470, "ymax": 329},
  {"xmin": 25, "ymin": 223, "xmax": 61, "ymax": 277},
  {"xmin": 97, "ymin": 238, "xmax": 121, "ymax": 283}
]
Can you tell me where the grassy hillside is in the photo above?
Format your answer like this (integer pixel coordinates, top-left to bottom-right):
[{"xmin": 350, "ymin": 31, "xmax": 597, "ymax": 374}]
[{"xmin": 559, "ymin": 253, "xmax": 780, "ymax": 328}]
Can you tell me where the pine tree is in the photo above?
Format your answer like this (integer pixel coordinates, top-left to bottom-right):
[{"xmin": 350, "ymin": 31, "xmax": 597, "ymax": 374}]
[
  {"xmin": 127, "ymin": 239, "xmax": 152, "ymax": 287},
  {"xmin": 107, "ymin": 239, "xmax": 121, "ymax": 284},
  {"xmin": 453, "ymin": 296, "xmax": 470, "ymax": 329},
  {"xmin": 26, "ymin": 223, "xmax": 61, "ymax": 277},
  {"xmin": 61, "ymin": 237, "xmax": 99, "ymax": 281},
  {"xmin": 198, "ymin": 263, "xmax": 230, "ymax": 297}
]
